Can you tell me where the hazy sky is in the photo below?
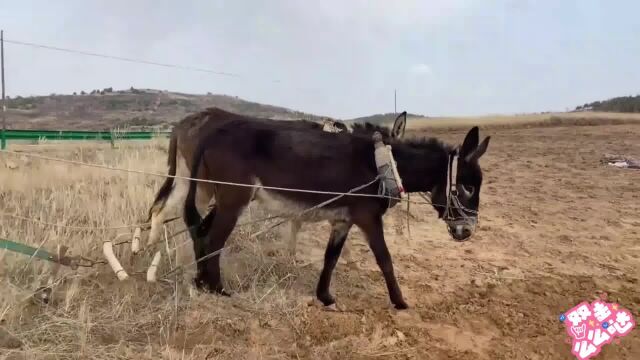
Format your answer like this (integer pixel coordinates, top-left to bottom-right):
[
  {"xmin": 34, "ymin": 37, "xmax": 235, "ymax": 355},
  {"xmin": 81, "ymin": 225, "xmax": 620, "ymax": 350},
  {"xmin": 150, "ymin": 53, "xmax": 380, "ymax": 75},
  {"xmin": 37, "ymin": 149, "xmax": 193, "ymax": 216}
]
[{"xmin": 1, "ymin": 0, "xmax": 639, "ymax": 118}]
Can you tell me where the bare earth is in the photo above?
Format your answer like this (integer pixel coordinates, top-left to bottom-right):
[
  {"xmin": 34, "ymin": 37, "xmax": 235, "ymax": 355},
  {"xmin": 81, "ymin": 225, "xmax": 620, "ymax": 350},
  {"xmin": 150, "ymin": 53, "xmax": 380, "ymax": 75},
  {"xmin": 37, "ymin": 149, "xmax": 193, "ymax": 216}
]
[{"xmin": 1, "ymin": 123, "xmax": 639, "ymax": 359}]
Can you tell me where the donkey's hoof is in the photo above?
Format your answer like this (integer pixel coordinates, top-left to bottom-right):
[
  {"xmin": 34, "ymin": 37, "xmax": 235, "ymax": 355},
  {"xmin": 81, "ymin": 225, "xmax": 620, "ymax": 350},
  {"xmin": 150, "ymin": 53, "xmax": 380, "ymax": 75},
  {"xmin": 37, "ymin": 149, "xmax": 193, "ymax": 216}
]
[
  {"xmin": 317, "ymin": 292, "xmax": 336, "ymax": 307},
  {"xmin": 215, "ymin": 287, "xmax": 231, "ymax": 297},
  {"xmin": 393, "ymin": 300, "xmax": 409, "ymax": 310},
  {"xmin": 192, "ymin": 277, "xmax": 229, "ymax": 296},
  {"xmin": 324, "ymin": 303, "xmax": 347, "ymax": 312},
  {"xmin": 193, "ymin": 277, "xmax": 207, "ymax": 291},
  {"xmin": 324, "ymin": 303, "xmax": 338, "ymax": 312}
]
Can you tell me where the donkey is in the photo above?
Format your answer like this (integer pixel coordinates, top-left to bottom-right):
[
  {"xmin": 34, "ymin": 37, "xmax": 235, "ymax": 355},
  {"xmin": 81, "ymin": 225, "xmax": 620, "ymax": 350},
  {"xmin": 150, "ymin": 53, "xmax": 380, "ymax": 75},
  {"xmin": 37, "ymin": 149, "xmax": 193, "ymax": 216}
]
[
  {"xmin": 183, "ymin": 107, "xmax": 490, "ymax": 310},
  {"xmin": 146, "ymin": 110, "xmax": 407, "ymax": 260}
]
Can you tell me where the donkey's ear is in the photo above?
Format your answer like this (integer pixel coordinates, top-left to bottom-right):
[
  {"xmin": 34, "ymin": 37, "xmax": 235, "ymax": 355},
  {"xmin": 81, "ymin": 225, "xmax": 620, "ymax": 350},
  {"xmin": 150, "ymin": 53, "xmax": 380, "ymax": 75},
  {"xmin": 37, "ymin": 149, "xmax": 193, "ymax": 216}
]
[
  {"xmin": 460, "ymin": 126, "xmax": 480, "ymax": 158},
  {"xmin": 465, "ymin": 136, "xmax": 491, "ymax": 163},
  {"xmin": 391, "ymin": 111, "xmax": 407, "ymax": 139}
]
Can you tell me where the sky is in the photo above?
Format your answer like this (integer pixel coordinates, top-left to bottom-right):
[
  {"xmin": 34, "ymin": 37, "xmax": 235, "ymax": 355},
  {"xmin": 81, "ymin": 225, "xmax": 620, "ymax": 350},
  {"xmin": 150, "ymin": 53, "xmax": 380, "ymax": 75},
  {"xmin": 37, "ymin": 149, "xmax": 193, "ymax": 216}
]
[{"xmin": 1, "ymin": 0, "xmax": 639, "ymax": 119}]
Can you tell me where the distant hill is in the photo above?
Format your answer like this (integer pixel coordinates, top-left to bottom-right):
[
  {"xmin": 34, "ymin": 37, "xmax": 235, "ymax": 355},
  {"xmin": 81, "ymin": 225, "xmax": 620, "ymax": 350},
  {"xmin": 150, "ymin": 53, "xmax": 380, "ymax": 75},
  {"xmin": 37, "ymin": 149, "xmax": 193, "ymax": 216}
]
[
  {"xmin": 4, "ymin": 87, "xmax": 328, "ymax": 130},
  {"xmin": 575, "ymin": 95, "xmax": 640, "ymax": 113},
  {"xmin": 346, "ymin": 112, "xmax": 426, "ymax": 125}
]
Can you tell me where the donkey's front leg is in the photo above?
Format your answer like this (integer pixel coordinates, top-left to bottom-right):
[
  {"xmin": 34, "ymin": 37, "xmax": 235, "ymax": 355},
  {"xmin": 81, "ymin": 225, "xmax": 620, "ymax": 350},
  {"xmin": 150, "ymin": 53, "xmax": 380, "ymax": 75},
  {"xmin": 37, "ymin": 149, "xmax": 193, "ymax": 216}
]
[
  {"xmin": 355, "ymin": 213, "xmax": 408, "ymax": 309},
  {"xmin": 316, "ymin": 220, "xmax": 353, "ymax": 307}
]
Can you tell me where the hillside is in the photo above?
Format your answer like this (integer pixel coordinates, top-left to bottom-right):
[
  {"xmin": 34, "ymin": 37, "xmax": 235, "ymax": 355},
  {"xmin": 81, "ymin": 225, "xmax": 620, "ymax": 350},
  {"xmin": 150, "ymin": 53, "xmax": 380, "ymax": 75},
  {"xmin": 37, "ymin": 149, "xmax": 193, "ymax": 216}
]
[
  {"xmin": 575, "ymin": 95, "xmax": 640, "ymax": 113},
  {"xmin": 347, "ymin": 112, "xmax": 426, "ymax": 125},
  {"xmin": 4, "ymin": 87, "xmax": 328, "ymax": 130}
]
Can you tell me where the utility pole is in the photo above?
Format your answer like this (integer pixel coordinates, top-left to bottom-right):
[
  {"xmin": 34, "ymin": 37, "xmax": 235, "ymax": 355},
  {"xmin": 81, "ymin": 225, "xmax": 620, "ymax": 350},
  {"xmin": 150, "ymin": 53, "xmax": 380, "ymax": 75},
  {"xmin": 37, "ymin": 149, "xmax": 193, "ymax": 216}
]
[
  {"xmin": 394, "ymin": 89, "xmax": 397, "ymax": 114},
  {"xmin": 1, "ymin": 30, "xmax": 6, "ymax": 150}
]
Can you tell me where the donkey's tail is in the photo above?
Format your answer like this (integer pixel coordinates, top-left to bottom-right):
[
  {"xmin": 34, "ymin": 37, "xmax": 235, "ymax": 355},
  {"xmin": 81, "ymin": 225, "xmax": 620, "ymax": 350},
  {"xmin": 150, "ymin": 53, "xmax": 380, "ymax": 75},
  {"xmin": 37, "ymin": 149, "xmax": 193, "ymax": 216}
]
[
  {"xmin": 183, "ymin": 138, "xmax": 208, "ymax": 240},
  {"xmin": 146, "ymin": 131, "xmax": 178, "ymax": 222}
]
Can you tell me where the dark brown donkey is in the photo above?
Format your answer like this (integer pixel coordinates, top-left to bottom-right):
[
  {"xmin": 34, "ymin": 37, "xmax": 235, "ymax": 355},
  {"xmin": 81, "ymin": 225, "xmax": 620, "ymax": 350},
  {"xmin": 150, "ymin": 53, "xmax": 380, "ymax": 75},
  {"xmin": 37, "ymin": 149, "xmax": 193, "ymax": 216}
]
[
  {"xmin": 146, "ymin": 110, "xmax": 407, "ymax": 262},
  {"xmin": 184, "ymin": 107, "xmax": 490, "ymax": 309}
]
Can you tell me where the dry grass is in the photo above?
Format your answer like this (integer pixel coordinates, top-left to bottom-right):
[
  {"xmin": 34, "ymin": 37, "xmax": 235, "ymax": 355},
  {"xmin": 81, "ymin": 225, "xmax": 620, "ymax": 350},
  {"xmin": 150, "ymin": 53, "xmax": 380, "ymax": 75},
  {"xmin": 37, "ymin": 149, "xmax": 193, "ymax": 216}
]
[{"xmin": 0, "ymin": 139, "xmax": 315, "ymax": 359}]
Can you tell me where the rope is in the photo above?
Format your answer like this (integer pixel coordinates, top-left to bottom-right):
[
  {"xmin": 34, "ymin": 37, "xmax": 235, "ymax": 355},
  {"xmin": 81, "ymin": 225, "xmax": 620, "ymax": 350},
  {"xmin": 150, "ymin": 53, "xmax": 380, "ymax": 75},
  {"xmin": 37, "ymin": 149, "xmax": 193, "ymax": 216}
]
[
  {"xmin": 0, "ymin": 148, "xmax": 431, "ymax": 203},
  {"xmin": 0, "ymin": 212, "xmax": 148, "ymax": 230},
  {"xmin": 156, "ymin": 175, "xmax": 383, "ymax": 281},
  {"xmin": 1, "ymin": 149, "xmax": 481, "ymax": 250}
]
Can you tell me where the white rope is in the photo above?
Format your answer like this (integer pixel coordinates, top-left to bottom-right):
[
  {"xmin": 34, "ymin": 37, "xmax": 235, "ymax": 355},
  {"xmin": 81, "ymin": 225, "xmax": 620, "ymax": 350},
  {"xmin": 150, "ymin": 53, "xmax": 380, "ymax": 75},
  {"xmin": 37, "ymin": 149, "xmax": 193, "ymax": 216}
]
[
  {"xmin": 0, "ymin": 212, "xmax": 148, "ymax": 230},
  {"xmin": 0, "ymin": 148, "xmax": 428, "ymax": 202},
  {"xmin": 0, "ymin": 149, "xmax": 481, "ymax": 217},
  {"xmin": 1, "ymin": 148, "xmax": 482, "ymax": 243},
  {"xmin": 155, "ymin": 175, "xmax": 383, "ymax": 281}
]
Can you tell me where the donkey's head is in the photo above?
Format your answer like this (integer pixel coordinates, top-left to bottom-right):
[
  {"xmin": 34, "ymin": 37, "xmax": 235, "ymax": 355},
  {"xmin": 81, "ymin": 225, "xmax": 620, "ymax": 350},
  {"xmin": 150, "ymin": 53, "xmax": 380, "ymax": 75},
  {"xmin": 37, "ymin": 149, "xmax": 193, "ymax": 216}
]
[{"xmin": 429, "ymin": 127, "xmax": 490, "ymax": 241}]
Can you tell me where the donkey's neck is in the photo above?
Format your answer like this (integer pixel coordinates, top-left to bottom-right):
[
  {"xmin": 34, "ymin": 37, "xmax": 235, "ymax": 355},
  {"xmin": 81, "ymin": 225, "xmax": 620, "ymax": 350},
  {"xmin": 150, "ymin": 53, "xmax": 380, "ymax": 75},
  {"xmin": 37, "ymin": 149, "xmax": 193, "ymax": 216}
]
[{"xmin": 391, "ymin": 140, "xmax": 449, "ymax": 193}]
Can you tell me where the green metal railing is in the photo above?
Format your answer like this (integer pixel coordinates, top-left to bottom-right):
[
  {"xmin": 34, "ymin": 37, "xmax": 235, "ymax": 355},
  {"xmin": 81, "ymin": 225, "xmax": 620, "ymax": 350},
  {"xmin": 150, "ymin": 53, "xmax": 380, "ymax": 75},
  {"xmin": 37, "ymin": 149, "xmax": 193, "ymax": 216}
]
[{"xmin": 0, "ymin": 129, "xmax": 171, "ymax": 149}]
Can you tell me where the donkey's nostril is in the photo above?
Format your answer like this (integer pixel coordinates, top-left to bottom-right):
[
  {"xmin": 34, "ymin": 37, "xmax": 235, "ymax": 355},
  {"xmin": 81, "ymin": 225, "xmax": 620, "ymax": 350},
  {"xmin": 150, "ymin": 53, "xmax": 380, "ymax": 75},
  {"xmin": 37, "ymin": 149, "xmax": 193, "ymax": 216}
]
[{"xmin": 450, "ymin": 226, "xmax": 473, "ymax": 241}]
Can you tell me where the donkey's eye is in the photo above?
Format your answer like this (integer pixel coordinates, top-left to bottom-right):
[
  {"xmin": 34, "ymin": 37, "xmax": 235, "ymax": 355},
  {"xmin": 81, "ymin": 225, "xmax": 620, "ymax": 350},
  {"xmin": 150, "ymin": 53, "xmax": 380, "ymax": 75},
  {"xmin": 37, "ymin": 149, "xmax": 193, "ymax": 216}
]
[{"xmin": 461, "ymin": 185, "xmax": 475, "ymax": 196}]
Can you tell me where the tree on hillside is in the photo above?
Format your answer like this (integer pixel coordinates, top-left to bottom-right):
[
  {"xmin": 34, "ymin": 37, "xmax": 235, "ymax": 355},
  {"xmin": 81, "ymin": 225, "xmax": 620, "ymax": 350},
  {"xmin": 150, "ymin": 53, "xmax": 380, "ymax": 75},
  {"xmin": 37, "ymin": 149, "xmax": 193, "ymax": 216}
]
[{"xmin": 577, "ymin": 95, "xmax": 640, "ymax": 112}]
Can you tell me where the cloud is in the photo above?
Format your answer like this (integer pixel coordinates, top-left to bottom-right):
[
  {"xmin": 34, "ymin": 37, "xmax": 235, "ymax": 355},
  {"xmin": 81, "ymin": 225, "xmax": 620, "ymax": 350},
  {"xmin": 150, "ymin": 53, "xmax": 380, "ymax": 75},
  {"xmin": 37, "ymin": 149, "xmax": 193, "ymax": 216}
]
[{"xmin": 409, "ymin": 63, "xmax": 433, "ymax": 76}]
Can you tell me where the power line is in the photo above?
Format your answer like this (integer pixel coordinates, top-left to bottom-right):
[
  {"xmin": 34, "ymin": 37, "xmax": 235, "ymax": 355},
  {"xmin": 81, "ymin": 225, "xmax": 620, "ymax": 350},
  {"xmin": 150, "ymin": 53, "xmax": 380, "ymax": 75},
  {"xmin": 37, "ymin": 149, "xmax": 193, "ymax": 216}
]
[{"xmin": 4, "ymin": 38, "xmax": 245, "ymax": 79}]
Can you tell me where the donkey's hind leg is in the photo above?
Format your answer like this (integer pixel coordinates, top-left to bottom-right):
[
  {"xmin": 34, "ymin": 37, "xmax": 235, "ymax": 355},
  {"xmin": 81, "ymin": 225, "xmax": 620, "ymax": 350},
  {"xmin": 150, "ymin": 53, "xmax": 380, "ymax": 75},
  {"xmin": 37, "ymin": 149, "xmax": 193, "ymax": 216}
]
[
  {"xmin": 316, "ymin": 220, "xmax": 353, "ymax": 307},
  {"xmin": 287, "ymin": 219, "xmax": 302, "ymax": 259}
]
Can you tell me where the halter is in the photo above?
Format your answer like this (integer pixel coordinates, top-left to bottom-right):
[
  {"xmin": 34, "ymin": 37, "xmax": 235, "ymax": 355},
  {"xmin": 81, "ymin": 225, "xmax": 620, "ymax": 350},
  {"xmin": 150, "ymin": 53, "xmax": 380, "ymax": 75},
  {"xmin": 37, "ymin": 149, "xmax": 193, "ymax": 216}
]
[{"xmin": 442, "ymin": 148, "xmax": 477, "ymax": 235}]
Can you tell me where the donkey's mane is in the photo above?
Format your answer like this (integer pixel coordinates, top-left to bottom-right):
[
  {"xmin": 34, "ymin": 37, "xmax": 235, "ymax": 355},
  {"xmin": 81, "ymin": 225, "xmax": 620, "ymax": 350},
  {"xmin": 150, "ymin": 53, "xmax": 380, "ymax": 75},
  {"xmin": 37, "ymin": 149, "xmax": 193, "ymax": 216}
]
[
  {"xmin": 350, "ymin": 120, "xmax": 453, "ymax": 154},
  {"xmin": 399, "ymin": 137, "xmax": 454, "ymax": 153},
  {"xmin": 350, "ymin": 122, "xmax": 392, "ymax": 138}
]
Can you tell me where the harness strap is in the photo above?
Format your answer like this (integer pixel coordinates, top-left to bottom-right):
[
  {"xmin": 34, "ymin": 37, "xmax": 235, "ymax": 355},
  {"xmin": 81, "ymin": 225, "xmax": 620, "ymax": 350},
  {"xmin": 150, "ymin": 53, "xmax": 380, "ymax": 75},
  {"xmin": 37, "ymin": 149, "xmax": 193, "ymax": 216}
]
[
  {"xmin": 444, "ymin": 149, "xmax": 459, "ymax": 219},
  {"xmin": 443, "ymin": 148, "xmax": 478, "ymax": 236}
]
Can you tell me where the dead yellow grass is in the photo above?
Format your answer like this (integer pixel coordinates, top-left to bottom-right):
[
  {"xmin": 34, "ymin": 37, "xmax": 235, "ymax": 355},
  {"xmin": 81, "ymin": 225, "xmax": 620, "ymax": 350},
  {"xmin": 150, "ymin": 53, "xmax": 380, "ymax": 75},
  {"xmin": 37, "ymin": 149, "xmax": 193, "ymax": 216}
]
[{"xmin": 0, "ymin": 139, "xmax": 318, "ymax": 359}]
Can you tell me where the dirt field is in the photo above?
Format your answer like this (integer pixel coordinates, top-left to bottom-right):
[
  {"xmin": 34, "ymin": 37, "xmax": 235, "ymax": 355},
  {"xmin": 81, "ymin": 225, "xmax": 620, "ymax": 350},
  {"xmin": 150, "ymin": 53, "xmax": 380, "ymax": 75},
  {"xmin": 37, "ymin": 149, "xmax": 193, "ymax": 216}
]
[{"xmin": 1, "ymin": 122, "xmax": 639, "ymax": 359}]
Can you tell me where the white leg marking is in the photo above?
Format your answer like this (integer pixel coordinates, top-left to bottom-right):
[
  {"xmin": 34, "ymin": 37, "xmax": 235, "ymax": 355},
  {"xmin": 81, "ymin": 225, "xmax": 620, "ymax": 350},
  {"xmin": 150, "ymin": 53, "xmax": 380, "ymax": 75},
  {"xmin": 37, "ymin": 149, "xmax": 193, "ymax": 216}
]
[{"xmin": 148, "ymin": 152, "xmax": 191, "ymax": 246}]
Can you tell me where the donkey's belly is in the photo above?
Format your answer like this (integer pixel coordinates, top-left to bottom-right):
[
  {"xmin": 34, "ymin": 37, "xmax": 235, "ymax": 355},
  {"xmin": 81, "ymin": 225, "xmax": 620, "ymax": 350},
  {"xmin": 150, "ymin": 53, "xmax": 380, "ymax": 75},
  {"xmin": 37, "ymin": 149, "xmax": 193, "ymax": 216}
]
[{"xmin": 252, "ymin": 181, "xmax": 350, "ymax": 223}]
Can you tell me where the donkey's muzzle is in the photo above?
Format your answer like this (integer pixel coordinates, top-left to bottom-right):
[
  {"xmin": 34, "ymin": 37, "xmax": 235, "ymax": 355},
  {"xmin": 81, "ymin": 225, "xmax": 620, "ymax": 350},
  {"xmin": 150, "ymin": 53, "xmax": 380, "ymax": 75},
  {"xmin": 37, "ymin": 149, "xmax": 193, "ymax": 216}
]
[
  {"xmin": 446, "ymin": 219, "xmax": 477, "ymax": 241},
  {"xmin": 449, "ymin": 225, "xmax": 473, "ymax": 241}
]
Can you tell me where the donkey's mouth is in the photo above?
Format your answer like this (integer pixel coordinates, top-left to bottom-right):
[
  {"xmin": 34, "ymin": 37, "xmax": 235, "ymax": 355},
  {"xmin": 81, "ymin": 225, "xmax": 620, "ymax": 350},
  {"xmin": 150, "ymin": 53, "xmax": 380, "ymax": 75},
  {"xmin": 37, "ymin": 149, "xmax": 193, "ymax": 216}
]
[{"xmin": 448, "ymin": 224, "xmax": 474, "ymax": 241}]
